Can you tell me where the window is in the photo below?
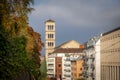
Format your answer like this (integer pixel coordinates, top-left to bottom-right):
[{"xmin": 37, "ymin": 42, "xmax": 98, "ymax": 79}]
[
  {"xmin": 51, "ymin": 42, "xmax": 54, "ymax": 46},
  {"xmin": 48, "ymin": 34, "xmax": 54, "ymax": 38},
  {"xmin": 51, "ymin": 34, "xmax": 53, "ymax": 38},
  {"xmin": 48, "ymin": 34, "xmax": 49, "ymax": 38},
  {"xmin": 58, "ymin": 64, "xmax": 61, "ymax": 67},
  {"xmin": 48, "ymin": 42, "xmax": 50, "ymax": 46},
  {"xmin": 80, "ymin": 68, "xmax": 82, "ymax": 70},
  {"xmin": 118, "ymin": 34, "xmax": 120, "ymax": 37},
  {"xmin": 48, "ymin": 25, "xmax": 50, "ymax": 30},
  {"xmin": 48, "ymin": 25, "xmax": 54, "ymax": 30},
  {"xmin": 51, "ymin": 25, "xmax": 53, "ymax": 30},
  {"xmin": 48, "ymin": 42, "xmax": 54, "ymax": 47}
]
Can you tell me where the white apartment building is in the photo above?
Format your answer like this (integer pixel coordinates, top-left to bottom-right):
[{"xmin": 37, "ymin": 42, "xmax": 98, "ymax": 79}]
[
  {"xmin": 47, "ymin": 40, "xmax": 84, "ymax": 80},
  {"xmin": 47, "ymin": 54, "xmax": 56, "ymax": 78},
  {"xmin": 83, "ymin": 36, "xmax": 100, "ymax": 80},
  {"xmin": 47, "ymin": 49, "xmax": 83, "ymax": 80}
]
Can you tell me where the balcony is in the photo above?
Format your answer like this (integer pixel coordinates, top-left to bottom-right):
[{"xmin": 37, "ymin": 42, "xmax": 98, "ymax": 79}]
[
  {"xmin": 47, "ymin": 62, "xmax": 54, "ymax": 64},
  {"xmin": 90, "ymin": 54, "xmax": 95, "ymax": 59},
  {"xmin": 90, "ymin": 73, "xmax": 95, "ymax": 78},
  {"xmin": 47, "ymin": 66, "xmax": 54, "ymax": 69},
  {"xmin": 47, "ymin": 59, "xmax": 54, "ymax": 62},
  {"xmin": 64, "ymin": 58, "xmax": 70, "ymax": 61},
  {"xmin": 64, "ymin": 74, "xmax": 71, "ymax": 77},
  {"xmin": 47, "ymin": 64, "xmax": 54, "ymax": 69},
  {"xmin": 64, "ymin": 72, "xmax": 71, "ymax": 75},
  {"xmin": 64, "ymin": 62, "xmax": 71, "ymax": 66},
  {"xmin": 48, "ymin": 64, "xmax": 54, "ymax": 66},
  {"xmin": 82, "ymin": 72, "xmax": 89, "ymax": 78},
  {"xmin": 64, "ymin": 67, "xmax": 71, "ymax": 71},
  {"xmin": 64, "ymin": 64, "xmax": 70, "ymax": 66},
  {"xmin": 48, "ymin": 74, "xmax": 55, "ymax": 78},
  {"xmin": 64, "ymin": 69, "xmax": 70, "ymax": 72},
  {"xmin": 47, "ymin": 69, "xmax": 54, "ymax": 74},
  {"xmin": 47, "ymin": 71, "xmax": 54, "ymax": 74},
  {"xmin": 82, "ymin": 56, "xmax": 89, "ymax": 61},
  {"xmin": 91, "ymin": 64, "xmax": 95, "ymax": 69},
  {"xmin": 84, "ymin": 66, "xmax": 88, "ymax": 70},
  {"xmin": 82, "ymin": 63, "xmax": 88, "ymax": 67}
]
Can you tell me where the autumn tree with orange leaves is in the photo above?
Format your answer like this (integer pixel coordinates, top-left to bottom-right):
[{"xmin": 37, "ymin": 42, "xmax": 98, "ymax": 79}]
[{"xmin": 0, "ymin": 0, "xmax": 44, "ymax": 80}]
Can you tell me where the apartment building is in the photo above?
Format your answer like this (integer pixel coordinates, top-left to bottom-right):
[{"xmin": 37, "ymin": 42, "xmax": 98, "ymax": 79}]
[
  {"xmin": 47, "ymin": 40, "xmax": 84, "ymax": 80},
  {"xmin": 47, "ymin": 55, "xmax": 56, "ymax": 78},
  {"xmin": 82, "ymin": 36, "xmax": 100, "ymax": 80},
  {"xmin": 100, "ymin": 27, "xmax": 120, "ymax": 80},
  {"xmin": 54, "ymin": 48, "xmax": 83, "ymax": 80}
]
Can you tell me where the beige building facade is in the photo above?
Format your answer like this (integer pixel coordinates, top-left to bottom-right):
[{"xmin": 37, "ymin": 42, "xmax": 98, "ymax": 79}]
[
  {"xmin": 100, "ymin": 27, "xmax": 120, "ymax": 80},
  {"xmin": 45, "ymin": 19, "xmax": 56, "ymax": 60}
]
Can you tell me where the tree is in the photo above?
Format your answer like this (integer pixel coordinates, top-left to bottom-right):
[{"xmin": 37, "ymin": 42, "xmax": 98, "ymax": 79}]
[
  {"xmin": 0, "ymin": 0, "xmax": 34, "ymax": 37},
  {"xmin": 0, "ymin": 0, "xmax": 44, "ymax": 80},
  {"xmin": 39, "ymin": 59, "xmax": 47, "ymax": 80}
]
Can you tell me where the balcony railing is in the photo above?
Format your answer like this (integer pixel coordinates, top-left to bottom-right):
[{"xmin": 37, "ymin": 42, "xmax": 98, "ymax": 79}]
[
  {"xmin": 47, "ymin": 62, "xmax": 54, "ymax": 64},
  {"xmin": 64, "ymin": 64, "xmax": 70, "ymax": 66},
  {"xmin": 64, "ymin": 74, "xmax": 71, "ymax": 77},
  {"xmin": 48, "ymin": 65, "xmax": 54, "ymax": 67},
  {"xmin": 82, "ymin": 72, "xmax": 89, "ymax": 78},
  {"xmin": 64, "ymin": 58, "xmax": 70, "ymax": 61},
  {"xmin": 90, "ymin": 73, "xmax": 95, "ymax": 78},
  {"xmin": 64, "ymin": 69, "xmax": 70, "ymax": 72},
  {"xmin": 47, "ymin": 74, "xmax": 55, "ymax": 78},
  {"xmin": 47, "ymin": 71, "xmax": 54, "ymax": 74},
  {"xmin": 91, "ymin": 64, "xmax": 95, "ymax": 69},
  {"xmin": 90, "ymin": 54, "xmax": 95, "ymax": 59},
  {"xmin": 47, "ymin": 66, "xmax": 54, "ymax": 69},
  {"xmin": 82, "ymin": 63, "xmax": 88, "ymax": 67},
  {"xmin": 64, "ymin": 72, "xmax": 71, "ymax": 75},
  {"xmin": 64, "ymin": 62, "xmax": 71, "ymax": 65}
]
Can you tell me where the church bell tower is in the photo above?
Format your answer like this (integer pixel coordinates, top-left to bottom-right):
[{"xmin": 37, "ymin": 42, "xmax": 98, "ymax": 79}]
[{"xmin": 45, "ymin": 19, "xmax": 56, "ymax": 60}]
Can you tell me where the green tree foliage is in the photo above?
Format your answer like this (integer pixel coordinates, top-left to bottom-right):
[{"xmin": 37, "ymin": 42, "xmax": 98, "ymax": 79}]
[
  {"xmin": 0, "ymin": 0, "xmax": 34, "ymax": 37},
  {"xmin": 39, "ymin": 59, "xmax": 47, "ymax": 80},
  {"xmin": 0, "ymin": 0, "xmax": 44, "ymax": 80}
]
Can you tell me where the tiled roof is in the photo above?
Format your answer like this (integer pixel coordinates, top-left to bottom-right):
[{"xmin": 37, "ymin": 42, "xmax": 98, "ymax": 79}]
[{"xmin": 53, "ymin": 48, "xmax": 83, "ymax": 53}]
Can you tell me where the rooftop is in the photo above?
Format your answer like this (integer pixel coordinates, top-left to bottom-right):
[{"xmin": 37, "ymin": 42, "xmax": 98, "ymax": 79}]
[
  {"xmin": 53, "ymin": 48, "xmax": 83, "ymax": 53},
  {"xmin": 45, "ymin": 19, "xmax": 55, "ymax": 23},
  {"xmin": 55, "ymin": 40, "xmax": 81, "ymax": 49},
  {"xmin": 103, "ymin": 27, "xmax": 120, "ymax": 36}
]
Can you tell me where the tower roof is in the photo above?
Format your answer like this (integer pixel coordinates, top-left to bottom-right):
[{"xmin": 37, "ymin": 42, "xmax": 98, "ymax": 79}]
[{"xmin": 45, "ymin": 19, "xmax": 55, "ymax": 23}]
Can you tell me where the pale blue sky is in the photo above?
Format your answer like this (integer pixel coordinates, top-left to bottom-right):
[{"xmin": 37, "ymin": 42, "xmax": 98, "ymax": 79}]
[{"xmin": 28, "ymin": 0, "xmax": 120, "ymax": 55}]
